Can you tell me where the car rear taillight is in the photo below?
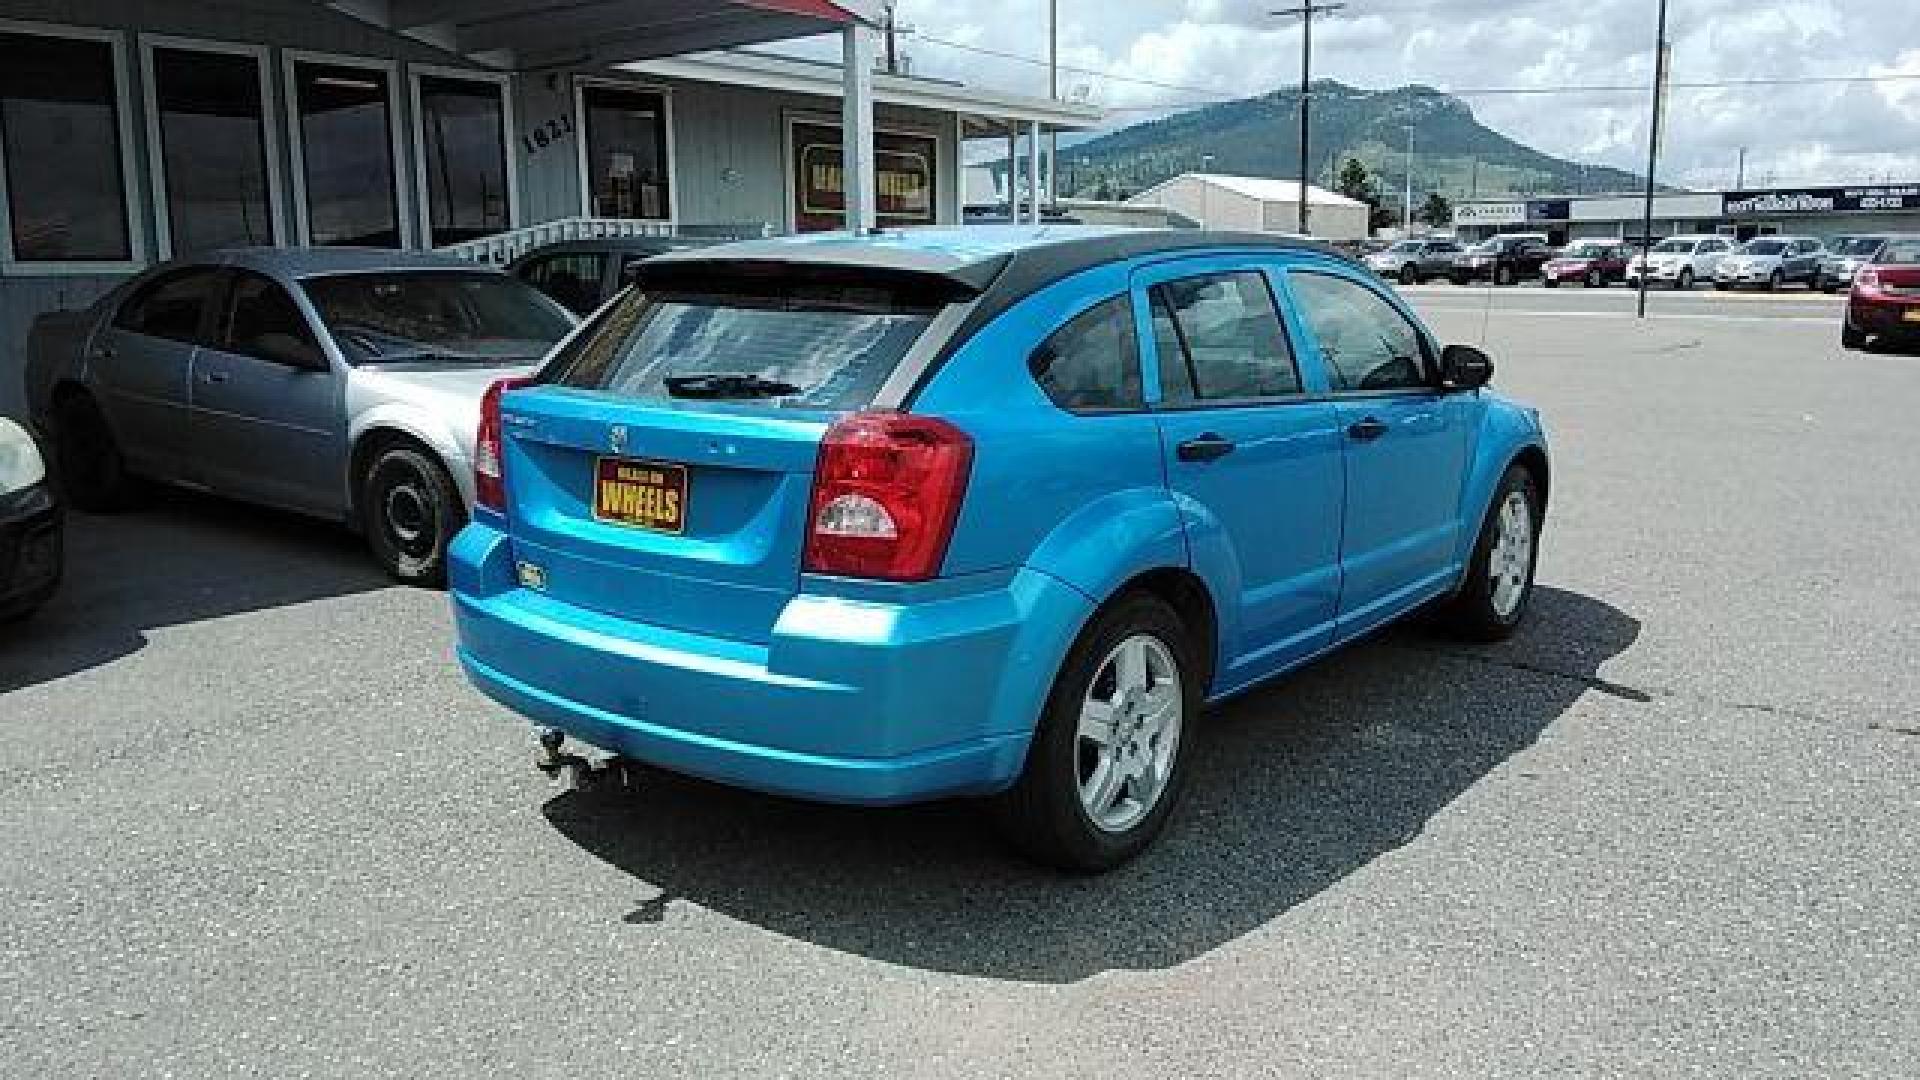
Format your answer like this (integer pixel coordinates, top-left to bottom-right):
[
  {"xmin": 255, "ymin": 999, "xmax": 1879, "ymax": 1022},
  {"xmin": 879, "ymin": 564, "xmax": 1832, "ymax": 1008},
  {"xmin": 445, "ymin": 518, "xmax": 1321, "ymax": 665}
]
[
  {"xmin": 1855, "ymin": 266, "xmax": 1882, "ymax": 295},
  {"xmin": 475, "ymin": 376, "xmax": 534, "ymax": 513},
  {"xmin": 804, "ymin": 413, "xmax": 973, "ymax": 582}
]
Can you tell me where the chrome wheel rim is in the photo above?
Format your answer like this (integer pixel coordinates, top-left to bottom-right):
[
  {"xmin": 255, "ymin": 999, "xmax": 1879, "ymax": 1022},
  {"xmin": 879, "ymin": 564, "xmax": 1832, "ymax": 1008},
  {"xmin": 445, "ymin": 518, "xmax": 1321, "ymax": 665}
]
[
  {"xmin": 1488, "ymin": 490, "xmax": 1534, "ymax": 619},
  {"xmin": 1076, "ymin": 634, "xmax": 1183, "ymax": 834}
]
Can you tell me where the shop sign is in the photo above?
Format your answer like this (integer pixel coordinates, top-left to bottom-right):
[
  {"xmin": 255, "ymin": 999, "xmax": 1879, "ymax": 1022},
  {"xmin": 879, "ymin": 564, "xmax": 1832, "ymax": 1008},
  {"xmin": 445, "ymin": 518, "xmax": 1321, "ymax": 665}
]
[
  {"xmin": 791, "ymin": 121, "xmax": 937, "ymax": 232},
  {"xmin": 1722, "ymin": 185, "xmax": 1920, "ymax": 216},
  {"xmin": 1453, "ymin": 201, "xmax": 1527, "ymax": 225}
]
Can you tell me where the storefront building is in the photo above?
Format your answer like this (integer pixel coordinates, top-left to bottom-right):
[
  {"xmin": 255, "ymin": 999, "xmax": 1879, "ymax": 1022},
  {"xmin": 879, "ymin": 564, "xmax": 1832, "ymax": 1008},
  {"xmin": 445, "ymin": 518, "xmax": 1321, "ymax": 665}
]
[
  {"xmin": 1452, "ymin": 184, "xmax": 1920, "ymax": 246},
  {"xmin": 0, "ymin": 1, "xmax": 1096, "ymax": 418}
]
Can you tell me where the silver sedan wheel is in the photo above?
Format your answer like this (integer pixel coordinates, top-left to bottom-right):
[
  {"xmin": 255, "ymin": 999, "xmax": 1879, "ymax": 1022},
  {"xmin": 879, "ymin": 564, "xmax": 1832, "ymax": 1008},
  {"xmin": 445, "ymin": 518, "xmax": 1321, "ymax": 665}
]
[
  {"xmin": 1076, "ymin": 634, "xmax": 1183, "ymax": 834},
  {"xmin": 1488, "ymin": 490, "xmax": 1534, "ymax": 619}
]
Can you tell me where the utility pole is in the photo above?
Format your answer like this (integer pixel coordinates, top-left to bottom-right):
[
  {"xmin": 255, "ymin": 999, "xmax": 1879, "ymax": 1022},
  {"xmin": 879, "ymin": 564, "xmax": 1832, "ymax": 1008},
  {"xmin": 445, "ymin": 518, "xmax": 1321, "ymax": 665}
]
[
  {"xmin": 1736, "ymin": 145, "xmax": 1747, "ymax": 188},
  {"xmin": 1047, "ymin": 0, "xmax": 1059, "ymax": 207},
  {"xmin": 1272, "ymin": 2, "xmax": 1345, "ymax": 235},
  {"xmin": 883, "ymin": 3, "xmax": 898, "ymax": 74},
  {"xmin": 1636, "ymin": 0, "xmax": 1670, "ymax": 320},
  {"xmin": 1403, "ymin": 123, "xmax": 1415, "ymax": 234}
]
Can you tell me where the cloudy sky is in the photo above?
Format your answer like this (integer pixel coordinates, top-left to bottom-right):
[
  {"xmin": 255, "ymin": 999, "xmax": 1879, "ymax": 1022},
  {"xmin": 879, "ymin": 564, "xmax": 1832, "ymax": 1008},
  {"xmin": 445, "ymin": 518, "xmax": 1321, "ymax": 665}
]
[{"xmin": 857, "ymin": 0, "xmax": 1920, "ymax": 190}]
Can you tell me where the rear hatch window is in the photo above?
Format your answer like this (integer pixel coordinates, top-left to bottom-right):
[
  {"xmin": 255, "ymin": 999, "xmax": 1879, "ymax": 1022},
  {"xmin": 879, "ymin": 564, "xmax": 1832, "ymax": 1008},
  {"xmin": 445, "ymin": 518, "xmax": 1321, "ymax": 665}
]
[{"xmin": 545, "ymin": 278, "xmax": 945, "ymax": 410}]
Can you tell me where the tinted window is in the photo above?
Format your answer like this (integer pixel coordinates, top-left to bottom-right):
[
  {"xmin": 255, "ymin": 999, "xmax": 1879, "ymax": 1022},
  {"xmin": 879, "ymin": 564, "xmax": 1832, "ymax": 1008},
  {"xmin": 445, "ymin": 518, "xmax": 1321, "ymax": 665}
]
[
  {"xmin": 418, "ymin": 76, "xmax": 509, "ymax": 246},
  {"xmin": 114, "ymin": 267, "xmax": 223, "ymax": 343},
  {"xmin": 582, "ymin": 85, "xmax": 670, "ymax": 220},
  {"xmin": 548, "ymin": 282, "xmax": 936, "ymax": 411},
  {"xmin": 521, "ymin": 252, "xmax": 607, "ymax": 316},
  {"xmin": 1289, "ymin": 272, "xmax": 1429, "ymax": 393},
  {"xmin": 222, "ymin": 271, "xmax": 323, "ymax": 367},
  {"xmin": 152, "ymin": 47, "xmax": 272, "ymax": 254},
  {"xmin": 1878, "ymin": 240, "xmax": 1920, "ymax": 265},
  {"xmin": 303, "ymin": 272, "xmax": 572, "ymax": 361},
  {"xmin": 1745, "ymin": 240, "xmax": 1787, "ymax": 255},
  {"xmin": 1149, "ymin": 271, "xmax": 1299, "ymax": 402},
  {"xmin": 1029, "ymin": 295, "xmax": 1142, "ymax": 412},
  {"xmin": 294, "ymin": 62, "xmax": 398, "ymax": 247},
  {"xmin": 0, "ymin": 32, "xmax": 131, "ymax": 262}
]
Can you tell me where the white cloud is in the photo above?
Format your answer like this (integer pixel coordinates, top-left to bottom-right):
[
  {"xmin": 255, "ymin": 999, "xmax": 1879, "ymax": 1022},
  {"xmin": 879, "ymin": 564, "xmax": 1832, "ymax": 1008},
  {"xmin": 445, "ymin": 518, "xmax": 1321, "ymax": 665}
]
[{"xmin": 881, "ymin": 0, "xmax": 1920, "ymax": 188}]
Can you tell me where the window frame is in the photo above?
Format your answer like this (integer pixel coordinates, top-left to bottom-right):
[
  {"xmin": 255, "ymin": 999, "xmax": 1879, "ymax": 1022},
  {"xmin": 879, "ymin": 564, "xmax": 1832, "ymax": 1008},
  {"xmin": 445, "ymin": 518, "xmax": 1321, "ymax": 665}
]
[
  {"xmin": 0, "ymin": 19, "xmax": 146, "ymax": 276},
  {"xmin": 408, "ymin": 64, "xmax": 519, "ymax": 250},
  {"xmin": 138, "ymin": 34, "xmax": 285, "ymax": 260},
  {"xmin": 283, "ymin": 49, "xmax": 412, "ymax": 249},
  {"xmin": 1140, "ymin": 266, "xmax": 1309, "ymax": 411},
  {"xmin": 1281, "ymin": 266, "xmax": 1440, "ymax": 398},
  {"xmin": 574, "ymin": 76, "xmax": 677, "ymax": 225}
]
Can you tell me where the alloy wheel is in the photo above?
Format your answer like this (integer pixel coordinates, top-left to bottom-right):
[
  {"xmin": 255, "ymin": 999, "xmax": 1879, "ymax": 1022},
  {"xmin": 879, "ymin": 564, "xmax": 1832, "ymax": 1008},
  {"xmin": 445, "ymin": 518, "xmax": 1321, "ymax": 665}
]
[
  {"xmin": 1487, "ymin": 490, "xmax": 1534, "ymax": 619},
  {"xmin": 1076, "ymin": 634, "xmax": 1183, "ymax": 834}
]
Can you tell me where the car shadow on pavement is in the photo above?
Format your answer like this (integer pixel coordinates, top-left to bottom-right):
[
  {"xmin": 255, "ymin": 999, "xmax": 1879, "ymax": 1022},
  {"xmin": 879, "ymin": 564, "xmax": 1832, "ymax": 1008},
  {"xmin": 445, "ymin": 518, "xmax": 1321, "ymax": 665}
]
[
  {"xmin": 543, "ymin": 586, "xmax": 1641, "ymax": 984},
  {"xmin": 0, "ymin": 487, "xmax": 388, "ymax": 693}
]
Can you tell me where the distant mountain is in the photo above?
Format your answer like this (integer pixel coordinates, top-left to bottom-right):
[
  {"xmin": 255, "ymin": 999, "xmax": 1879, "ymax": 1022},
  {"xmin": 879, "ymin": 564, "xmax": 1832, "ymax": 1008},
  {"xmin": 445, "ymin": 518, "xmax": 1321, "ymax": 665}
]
[{"xmin": 1044, "ymin": 81, "xmax": 1645, "ymax": 209}]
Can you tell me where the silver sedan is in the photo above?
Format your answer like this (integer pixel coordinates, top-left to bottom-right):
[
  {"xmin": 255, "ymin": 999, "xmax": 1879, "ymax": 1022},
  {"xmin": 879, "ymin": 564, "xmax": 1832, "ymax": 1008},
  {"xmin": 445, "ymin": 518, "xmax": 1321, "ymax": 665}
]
[{"xmin": 24, "ymin": 248, "xmax": 578, "ymax": 584}]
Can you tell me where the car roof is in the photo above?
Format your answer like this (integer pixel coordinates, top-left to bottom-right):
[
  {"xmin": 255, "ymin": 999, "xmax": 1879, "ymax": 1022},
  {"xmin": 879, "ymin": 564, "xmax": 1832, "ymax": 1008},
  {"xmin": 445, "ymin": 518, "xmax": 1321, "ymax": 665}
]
[
  {"xmin": 200, "ymin": 246, "xmax": 488, "ymax": 278},
  {"xmin": 634, "ymin": 224, "xmax": 1354, "ymax": 297}
]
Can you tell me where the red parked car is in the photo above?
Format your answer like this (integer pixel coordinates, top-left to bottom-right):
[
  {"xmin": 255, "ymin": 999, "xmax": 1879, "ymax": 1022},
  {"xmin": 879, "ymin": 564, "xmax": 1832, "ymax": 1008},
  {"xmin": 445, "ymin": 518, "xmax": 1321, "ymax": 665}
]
[
  {"xmin": 1540, "ymin": 241, "xmax": 1630, "ymax": 288},
  {"xmin": 1842, "ymin": 235, "xmax": 1920, "ymax": 351}
]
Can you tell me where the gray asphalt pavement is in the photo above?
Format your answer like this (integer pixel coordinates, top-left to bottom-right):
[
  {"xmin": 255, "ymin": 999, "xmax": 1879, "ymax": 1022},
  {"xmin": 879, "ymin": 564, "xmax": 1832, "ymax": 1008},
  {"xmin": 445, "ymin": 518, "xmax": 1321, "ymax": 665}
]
[{"xmin": 3, "ymin": 291, "xmax": 1917, "ymax": 1078}]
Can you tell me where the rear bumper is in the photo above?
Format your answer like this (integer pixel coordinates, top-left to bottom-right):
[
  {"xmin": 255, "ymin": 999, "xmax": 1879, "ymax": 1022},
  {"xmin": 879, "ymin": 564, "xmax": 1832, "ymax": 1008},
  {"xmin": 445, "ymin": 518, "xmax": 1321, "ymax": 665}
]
[
  {"xmin": 1849, "ymin": 295, "xmax": 1920, "ymax": 336},
  {"xmin": 448, "ymin": 522, "xmax": 1093, "ymax": 805}
]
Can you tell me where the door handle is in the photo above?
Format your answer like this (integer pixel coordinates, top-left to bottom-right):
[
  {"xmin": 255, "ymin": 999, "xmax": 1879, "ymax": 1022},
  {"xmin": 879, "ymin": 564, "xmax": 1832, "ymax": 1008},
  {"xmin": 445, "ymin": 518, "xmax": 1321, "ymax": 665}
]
[
  {"xmin": 90, "ymin": 345, "xmax": 116, "ymax": 361},
  {"xmin": 1176, "ymin": 433, "xmax": 1236, "ymax": 463},
  {"xmin": 201, "ymin": 371, "xmax": 230, "ymax": 385},
  {"xmin": 1347, "ymin": 416, "xmax": 1389, "ymax": 442}
]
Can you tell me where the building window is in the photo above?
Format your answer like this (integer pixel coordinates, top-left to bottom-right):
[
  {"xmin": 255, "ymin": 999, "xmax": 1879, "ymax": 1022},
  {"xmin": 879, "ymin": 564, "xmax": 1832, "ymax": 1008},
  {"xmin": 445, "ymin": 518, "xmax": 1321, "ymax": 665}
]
[
  {"xmin": 0, "ymin": 30, "xmax": 132, "ymax": 263},
  {"xmin": 416, "ymin": 74, "xmax": 510, "ymax": 247},
  {"xmin": 580, "ymin": 84, "xmax": 670, "ymax": 220},
  {"xmin": 292, "ymin": 59, "xmax": 400, "ymax": 247},
  {"xmin": 150, "ymin": 46, "xmax": 274, "ymax": 255}
]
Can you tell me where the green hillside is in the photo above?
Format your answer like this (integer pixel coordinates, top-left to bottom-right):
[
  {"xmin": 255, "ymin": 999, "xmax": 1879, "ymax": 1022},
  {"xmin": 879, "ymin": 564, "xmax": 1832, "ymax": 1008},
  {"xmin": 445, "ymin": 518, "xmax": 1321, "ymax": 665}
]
[{"xmin": 1045, "ymin": 81, "xmax": 1645, "ymax": 210}]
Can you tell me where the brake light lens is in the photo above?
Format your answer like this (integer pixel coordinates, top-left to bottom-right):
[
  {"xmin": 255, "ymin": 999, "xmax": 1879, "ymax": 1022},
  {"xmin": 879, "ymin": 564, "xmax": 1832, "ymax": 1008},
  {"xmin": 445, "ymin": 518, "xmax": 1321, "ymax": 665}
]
[
  {"xmin": 475, "ymin": 376, "xmax": 533, "ymax": 512},
  {"xmin": 804, "ymin": 413, "xmax": 973, "ymax": 581}
]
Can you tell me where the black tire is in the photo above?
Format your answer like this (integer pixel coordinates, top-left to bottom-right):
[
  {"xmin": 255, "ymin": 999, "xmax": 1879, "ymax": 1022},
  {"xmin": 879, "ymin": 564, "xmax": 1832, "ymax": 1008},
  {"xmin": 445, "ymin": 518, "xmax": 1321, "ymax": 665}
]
[
  {"xmin": 361, "ymin": 443, "xmax": 464, "ymax": 587},
  {"xmin": 1675, "ymin": 267, "xmax": 1695, "ymax": 290},
  {"xmin": 1495, "ymin": 264, "xmax": 1516, "ymax": 286},
  {"xmin": 1442, "ymin": 465, "xmax": 1542, "ymax": 642},
  {"xmin": 993, "ymin": 591, "xmax": 1200, "ymax": 873},
  {"xmin": 1715, "ymin": 281, "xmax": 1732, "ymax": 291},
  {"xmin": 1399, "ymin": 264, "xmax": 1420, "ymax": 287},
  {"xmin": 1766, "ymin": 269, "xmax": 1783, "ymax": 292},
  {"xmin": 1542, "ymin": 277, "xmax": 1560, "ymax": 289},
  {"xmin": 52, "ymin": 393, "xmax": 132, "ymax": 512},
  {"xmin": 1841, "ymin": 323, "xmax": 1867, "ymax": 350},
  {"xmin": 1586, "ymin": 269, "xmax": 1604, "ymax": 288}
]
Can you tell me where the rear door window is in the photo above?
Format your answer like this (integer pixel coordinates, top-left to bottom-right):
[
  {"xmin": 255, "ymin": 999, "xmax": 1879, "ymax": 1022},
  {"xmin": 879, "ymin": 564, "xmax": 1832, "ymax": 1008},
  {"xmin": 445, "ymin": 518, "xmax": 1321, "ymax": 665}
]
[
  {"xmin": 114, "ymin": 267, "xmax": 225, "ymax": 344},
  {"xmin": 547, "ymin": 280, "xmax": 940, "ymax": 411},
  {"xmin": 1148, "ymin": 271, "xmax": 1300, "ymax": 404}
]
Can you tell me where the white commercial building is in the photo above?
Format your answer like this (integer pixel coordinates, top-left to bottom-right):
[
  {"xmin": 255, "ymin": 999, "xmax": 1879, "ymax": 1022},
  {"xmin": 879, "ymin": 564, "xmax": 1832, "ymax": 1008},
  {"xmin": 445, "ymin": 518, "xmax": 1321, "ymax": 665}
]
[{"xmin": 1125, "ymin": 173, "xmax": 1370, "ymax": 241}]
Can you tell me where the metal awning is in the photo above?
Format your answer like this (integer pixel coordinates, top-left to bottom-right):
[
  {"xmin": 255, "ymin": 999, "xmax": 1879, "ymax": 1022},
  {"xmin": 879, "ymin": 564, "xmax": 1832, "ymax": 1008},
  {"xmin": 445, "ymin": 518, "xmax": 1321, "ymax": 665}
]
[{"xmin": 325, "ymin": 0, "xmax": 881, "ymax": 71}]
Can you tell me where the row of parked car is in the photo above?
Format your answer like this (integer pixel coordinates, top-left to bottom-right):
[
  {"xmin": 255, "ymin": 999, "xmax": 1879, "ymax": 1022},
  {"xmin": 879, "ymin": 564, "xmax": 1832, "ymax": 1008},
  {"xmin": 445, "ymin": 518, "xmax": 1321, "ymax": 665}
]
[
  {"xmin": 1365, "ymin": 232, "xmax": 1899, "ymax": 292},
  {"xmin": 9, "ymin": 224, "xmax": 1559, "ymax": 871}
]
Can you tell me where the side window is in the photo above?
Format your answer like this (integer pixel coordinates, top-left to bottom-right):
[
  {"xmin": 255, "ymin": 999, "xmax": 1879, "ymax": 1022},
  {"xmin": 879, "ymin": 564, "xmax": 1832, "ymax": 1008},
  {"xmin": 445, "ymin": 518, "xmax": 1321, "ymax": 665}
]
[
  {"xmin": 1289, "ymin": 272, "xmax": 1430, "ymax": 393},
  {"xmin": 520, "ymin": 252, "xmax": 607, "ymax": 316},
  {"xmin": 113, "ymin": 267, "xmax": 224, "ymax": 344},
  {"xmin": 1148, "ymin": 271, "xmax": 1300, "ymax": 403},
  {"xmin": 222, "ymin": 271, "xmax": 325, "ymax": 368},
  {"xmin": 1028, "ymin": 295, "xmax": 1143, "ymax": 412}
]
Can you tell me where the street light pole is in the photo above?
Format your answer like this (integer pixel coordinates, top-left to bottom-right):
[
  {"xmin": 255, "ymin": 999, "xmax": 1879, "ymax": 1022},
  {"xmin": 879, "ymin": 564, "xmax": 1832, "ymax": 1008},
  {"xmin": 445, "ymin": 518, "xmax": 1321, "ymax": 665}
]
[
  {"xmin": 1636, "ymin": 0, "xmax": 1671, "ymax": 320},
  {"xmin": 1403, "ymin": 123, "xmax": 1415, "ymax": 234},
  {"xmin": 1272, "ymin": 3, "xmax": 1345, "ymax": 235},
  {"xmin": 1736, "ymin": 145, "xmax": 1747, "ymax": 189}
]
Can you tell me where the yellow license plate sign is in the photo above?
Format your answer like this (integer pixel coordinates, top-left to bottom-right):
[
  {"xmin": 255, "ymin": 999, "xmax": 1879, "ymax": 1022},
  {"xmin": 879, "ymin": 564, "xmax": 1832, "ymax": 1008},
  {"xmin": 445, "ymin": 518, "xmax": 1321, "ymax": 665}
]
[
  {"xmin": 1903, "ymin": 308, "xmax": 1920, "ymax": 323},
  {"xmin": 593, "ymin": 457, "xmax": 687, "ymax": 533}
]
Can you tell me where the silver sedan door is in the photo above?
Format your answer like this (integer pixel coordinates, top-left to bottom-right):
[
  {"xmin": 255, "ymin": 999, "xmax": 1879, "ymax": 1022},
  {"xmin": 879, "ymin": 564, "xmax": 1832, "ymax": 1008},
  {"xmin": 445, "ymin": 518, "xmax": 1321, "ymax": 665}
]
[{"xmin": 189, "ymin": 270, "xmax": 348, "ymax": 518}]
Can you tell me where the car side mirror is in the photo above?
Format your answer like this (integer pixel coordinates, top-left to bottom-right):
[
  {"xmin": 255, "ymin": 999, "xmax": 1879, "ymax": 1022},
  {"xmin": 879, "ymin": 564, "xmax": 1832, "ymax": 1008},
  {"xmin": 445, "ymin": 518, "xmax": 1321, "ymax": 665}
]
[
  {"xmin": 1440, "ymin": 344, "xmax": 1494, "ymax": 391},
  {"xmin": 255, "ymin": 332, "xmax": 327, "ymax": 371}
]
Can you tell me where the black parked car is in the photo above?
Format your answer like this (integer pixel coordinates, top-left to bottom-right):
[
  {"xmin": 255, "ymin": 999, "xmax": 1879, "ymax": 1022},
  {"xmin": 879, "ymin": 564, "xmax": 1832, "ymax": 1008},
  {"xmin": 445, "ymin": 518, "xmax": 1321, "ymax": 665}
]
[
  {"xmin": 509, "ymin": 237, "xmax": 710, "ymax": 317},
  {"xmin": 0, "ymin": 417, "xmax": 61, "ymax": 622},
  {"xmin": 1450, "ymin": 234, "xmax": 1555, "ymax": 286}
]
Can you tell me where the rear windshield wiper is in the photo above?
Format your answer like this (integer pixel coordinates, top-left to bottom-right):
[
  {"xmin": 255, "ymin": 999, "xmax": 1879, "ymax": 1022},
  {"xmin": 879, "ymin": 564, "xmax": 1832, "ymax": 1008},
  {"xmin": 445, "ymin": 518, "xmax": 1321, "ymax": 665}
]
[{"xmin": 663, "ymin": 373, "xmax": 802, "ymax": 399}]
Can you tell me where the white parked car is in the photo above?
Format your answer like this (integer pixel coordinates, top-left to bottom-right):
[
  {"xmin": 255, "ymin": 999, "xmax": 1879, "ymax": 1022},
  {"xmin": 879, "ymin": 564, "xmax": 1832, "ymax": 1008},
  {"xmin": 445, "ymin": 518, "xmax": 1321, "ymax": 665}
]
[
  {"xmin": 1625, "ymin": 234, "xmax": 1736, "ymax": 290},
  {"xmin": 1713, "ymin": 236, "xmax": 1825, "ymax": 291},
  {"xmin": 0, "ymin": 417, "xmax": 61, "ymax": 622}
]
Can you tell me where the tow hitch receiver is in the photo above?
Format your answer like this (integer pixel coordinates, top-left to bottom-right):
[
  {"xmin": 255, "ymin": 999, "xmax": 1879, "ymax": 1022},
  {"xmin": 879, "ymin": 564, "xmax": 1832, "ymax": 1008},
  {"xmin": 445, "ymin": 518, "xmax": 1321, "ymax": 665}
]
[{"xmin": 534, "ymin": 727, "xmax": 639, "ymax": 793}]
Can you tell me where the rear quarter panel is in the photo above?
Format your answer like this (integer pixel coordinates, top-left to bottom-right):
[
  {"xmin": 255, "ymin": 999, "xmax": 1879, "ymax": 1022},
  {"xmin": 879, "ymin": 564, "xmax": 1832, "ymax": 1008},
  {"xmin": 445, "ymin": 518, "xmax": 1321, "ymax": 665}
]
[{"xmin": 913, "ymin": 262, "xmax": 1185, "ymax": 603}]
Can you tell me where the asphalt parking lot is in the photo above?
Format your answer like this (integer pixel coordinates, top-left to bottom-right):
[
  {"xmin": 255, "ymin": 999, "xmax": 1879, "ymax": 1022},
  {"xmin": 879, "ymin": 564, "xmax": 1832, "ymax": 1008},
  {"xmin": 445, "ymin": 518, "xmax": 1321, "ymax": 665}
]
[{"xmin": 4, "ymin": 287, "xmax": 1917, "ymax": 1077}]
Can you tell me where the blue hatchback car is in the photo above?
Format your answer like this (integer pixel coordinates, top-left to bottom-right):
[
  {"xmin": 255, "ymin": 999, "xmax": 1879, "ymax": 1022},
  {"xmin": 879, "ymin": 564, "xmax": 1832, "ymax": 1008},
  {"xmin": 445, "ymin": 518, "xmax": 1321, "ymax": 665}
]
[{"xmin": 450, "ymin": 226, "xmax": 1548, "ymax": 870}]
